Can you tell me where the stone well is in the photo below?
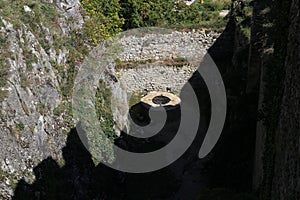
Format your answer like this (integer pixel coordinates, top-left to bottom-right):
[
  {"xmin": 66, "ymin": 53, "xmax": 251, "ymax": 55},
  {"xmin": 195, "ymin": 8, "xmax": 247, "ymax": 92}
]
[{"xmin": 140, "ymin": 91, "xmax": 181, "ymax": 110}]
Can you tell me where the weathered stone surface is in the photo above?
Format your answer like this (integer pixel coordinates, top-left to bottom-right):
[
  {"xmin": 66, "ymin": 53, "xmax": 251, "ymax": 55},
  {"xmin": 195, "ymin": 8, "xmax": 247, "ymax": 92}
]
[
  {"xmin": 117, "ymin": 64, "xmax": 197, "ymax": 94},
  {"xmin": 118, "ymin": 30, "xmax": 219, "ymax": 62},
  {"xmin": 0, "ymin": 1, "xmax": 83, "ymax": 199},
  {"xmin": 115, "ymin": 29, "xmax": 219, "ymax": 94},
  {"xmin": 219, "ymin": 10, "xmax": 230, "ymax": 17},
  {"xmin": 270, "ymin": 0, "xmax": 300, "ymax": 199}
]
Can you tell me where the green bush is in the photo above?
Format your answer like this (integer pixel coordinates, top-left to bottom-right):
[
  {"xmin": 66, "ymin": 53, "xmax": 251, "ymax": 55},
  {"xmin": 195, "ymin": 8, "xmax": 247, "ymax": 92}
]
[
  {"xmin": 79, "ymin": 0, "xmax": 233, "ymax": 43},
  {"xmin": 16, "ymin": 123, "xmax": 25, "ymax": 131},
  {"xmin": 81, "ymin": 0, "xmax": 124, "ymax": 45},
  {"xmin": 203, "ymin": 0, "xmax": 231, "ymax": 11},
  {"xmin": 95, "ymin": 80, "xmax": 116, "ymax": 141},
  {"xmin": 119, "ymin": 0, "xmax": 230, "ymax": 30}
]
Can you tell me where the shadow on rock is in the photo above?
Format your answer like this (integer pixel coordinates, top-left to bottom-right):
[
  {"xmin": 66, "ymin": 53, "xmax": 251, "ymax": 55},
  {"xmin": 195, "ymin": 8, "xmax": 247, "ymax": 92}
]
[{"xmin": 13, "ymin": 128, "xmax": 122, "ymax": 200}]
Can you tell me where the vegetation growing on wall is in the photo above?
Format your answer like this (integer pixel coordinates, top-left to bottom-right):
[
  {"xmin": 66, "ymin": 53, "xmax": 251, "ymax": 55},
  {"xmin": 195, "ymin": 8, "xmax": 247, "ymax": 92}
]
[
  {"xmin": 115, "ymin": 57, "xmax": 189, "ymax": 70},
  {"xmin": 95, "ymin": 80, "xmax": 116, "ymax": 141},
  {"xmin": 231, "ymin": 0, "xmax": 252, "ymax": 41}
]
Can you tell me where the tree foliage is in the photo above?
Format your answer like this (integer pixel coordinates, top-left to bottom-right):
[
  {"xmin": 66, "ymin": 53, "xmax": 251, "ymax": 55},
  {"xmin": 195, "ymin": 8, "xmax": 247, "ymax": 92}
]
[
  {"xmin": 119, "ymin": 0, "xmax": 231, "ymax": 29},
  {"xmin": 81, "ymin": 0, "xmax": 124, "ymax": 45},
  {"xmin": 81, "ymin": 0, "xmax": 231, "ymax": 44}
]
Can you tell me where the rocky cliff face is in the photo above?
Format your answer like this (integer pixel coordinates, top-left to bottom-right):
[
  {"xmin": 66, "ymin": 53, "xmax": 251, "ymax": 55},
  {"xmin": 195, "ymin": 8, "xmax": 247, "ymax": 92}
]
[
  {"xmin": 271, "ymin": 1, "xmax": 300, "ymax": 197},
  {"xmin": 0, "ymin": 1, "xmax": 84, "ymax": 198},
  {"xmin": 249, "ymin": 0, "xmax": 292, "ymax": 193},
  {"xmin": 201, "ymin": 1, "xmax": 299, "ymax": 199},
  {"xmin": 209, "ymin": 1, "xmax": 300, "ymax": 199},
  {"xmin": 251, "ymin": 0, "xmax": 300, "ymax": 199}
]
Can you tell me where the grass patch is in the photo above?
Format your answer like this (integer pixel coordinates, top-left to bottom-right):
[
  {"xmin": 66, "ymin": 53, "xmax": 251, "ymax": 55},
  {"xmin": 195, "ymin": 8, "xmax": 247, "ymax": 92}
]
[
  {"xmin": 37, "ymin": 103, "xmax": 47, "ymax": 115},
  {"xmin": 129, "ymin": 92, "xmax": 146, "ymax": 107},
  {"xmin": 0, "ymin": 169, "xmax": 18, "ymax": 189},
  {"xmin": 204, "ymin": 0, "xmax": 231, "ymax": 9},
  {"xmin": 23, "ymin": 49, "xmax": 38, "ymax": 71},
  {"xmin": 57, "ymin": 32, "xmax": 89, "ymax": 99},
  {"xmin": 232, "ymin": 0, "xmax": 253, "ymax": 41},
  {"xmin": 53, "ymin": 102, "xmax": 72, "ymax": 116},
  {"xmin": 19, "ymin": 71, "xmax": 31, "ymax": 89}
]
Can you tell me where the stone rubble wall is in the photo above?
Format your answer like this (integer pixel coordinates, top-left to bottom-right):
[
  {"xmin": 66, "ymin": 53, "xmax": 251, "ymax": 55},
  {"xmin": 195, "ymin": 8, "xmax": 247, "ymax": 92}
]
[
  {"xmin": 116, "ymin": 29, "xmax": 220, "ymax": 93},
  {"xmin": 118, "ymin": 64, "xmax": 197, "ymax": 93},
  {"xmin": 118, "ymin": 29, "xmax": 219, "ymax": 62}
]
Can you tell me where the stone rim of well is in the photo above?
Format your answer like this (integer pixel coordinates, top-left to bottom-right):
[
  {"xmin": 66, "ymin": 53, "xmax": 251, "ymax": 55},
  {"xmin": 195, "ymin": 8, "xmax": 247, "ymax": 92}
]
[{"xmin": 140, "ymin": 91, "xmax": 181, "ymax": 109}]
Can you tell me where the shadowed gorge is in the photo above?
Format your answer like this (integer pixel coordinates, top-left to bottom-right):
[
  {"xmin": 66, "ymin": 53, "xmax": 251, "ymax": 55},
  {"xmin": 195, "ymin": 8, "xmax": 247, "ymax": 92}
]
[
  {"xmin": 0, "ymin": 0, "xmax": 299, "ymax": 199},
  {"xmin": 12, "ymin": 8, "xmax": 257, "ymax": 198}
]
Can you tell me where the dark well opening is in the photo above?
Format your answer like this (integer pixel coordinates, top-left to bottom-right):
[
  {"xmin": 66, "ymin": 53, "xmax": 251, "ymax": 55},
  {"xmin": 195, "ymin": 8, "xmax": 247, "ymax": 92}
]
[{"xmin": 152, "ymin": 95, "xmax": 171, "ymax": 105}]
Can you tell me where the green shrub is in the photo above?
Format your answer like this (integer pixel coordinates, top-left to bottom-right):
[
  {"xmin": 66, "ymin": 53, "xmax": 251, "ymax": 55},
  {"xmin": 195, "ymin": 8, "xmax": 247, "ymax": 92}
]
[
  {"xmin": 16, "ymin": 123, "xmax": 25, "ymax": 131},
  {"xmin": 53, "ymin": 103, "xmax": 72, "ymax": 116},
  {"xmin": 95, "ymin": 80, "xmax": 116, "ymax": 141},
  {"xmin": 81, "ymin": 0, "xmax": 124, "ymax": 45},
  {"xmin": 37, "ymin": 103, "xmax": 47, "ymax": 115},
  {"xmin": 174, "ymin": 57, "xmax": 187, "ymax": 62},
  {"xmin": 203, "ymin": 0, "xmax": 231, "ymax": 11},
  {"xmin": 119, "ymin": 0, "xmax": 230, "ymax": 30}
]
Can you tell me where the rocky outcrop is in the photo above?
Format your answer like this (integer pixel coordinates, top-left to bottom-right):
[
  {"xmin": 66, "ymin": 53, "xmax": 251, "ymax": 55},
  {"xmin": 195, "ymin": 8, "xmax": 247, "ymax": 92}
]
[
  {"xmin": 248, "ymin": 1, "xmax": 298, "ymax": 199},
  {"xmin": 197, "ymin": 0, "xmax": 256, "ymax": 193},
  {"xmin": 243, "ymin": 0, "xmax": 300, "ymax": 199},
  {"xmin": 270, "ymin": 1, "xmax": 300, "ymax": 197},
  {"xmin": 198, "ymin": 0, "xmax": 300, "ymax": 199},
  {"xmin": 251, "ymin": 0, "xmax": 300, "ymax": 199},
  {"xmin": 0, "ymin": 1, "xmax": 84, "ymax": 199}
]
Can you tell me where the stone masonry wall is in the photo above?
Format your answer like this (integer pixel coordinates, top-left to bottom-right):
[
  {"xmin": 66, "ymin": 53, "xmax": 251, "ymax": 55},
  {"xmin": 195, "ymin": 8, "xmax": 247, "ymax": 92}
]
[
  {"xmin": 116, "ymin": 29, "xmax": 220, "ymax": 93},
  {"xmin": 118, "ymin": 29, "xmax": 219, "ymax": 62}
]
